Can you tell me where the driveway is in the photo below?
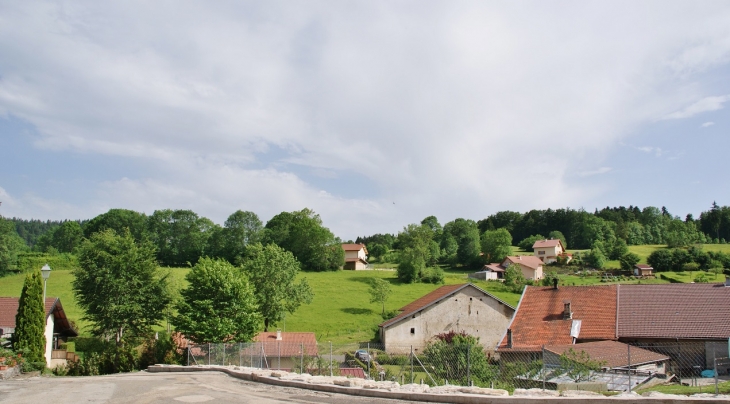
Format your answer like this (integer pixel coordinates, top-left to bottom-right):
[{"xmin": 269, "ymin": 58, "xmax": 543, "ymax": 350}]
[{"xmin": 0, "ymin": 371, "xmax": 419, "ymax": 404}]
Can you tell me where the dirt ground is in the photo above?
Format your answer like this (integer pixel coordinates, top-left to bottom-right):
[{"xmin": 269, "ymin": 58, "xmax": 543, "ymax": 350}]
[{"xmin": 0, "ymin": 371, "xmax": 419, "ymax": 404}]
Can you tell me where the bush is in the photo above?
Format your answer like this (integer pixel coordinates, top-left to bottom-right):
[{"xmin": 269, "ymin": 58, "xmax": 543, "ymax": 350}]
[
  {"xmin": 138, "ymin": 332, "xmax": 184, "ymax": 369},
  {"xmin": 420, "ymin": 267, "xmax": 444, "ymax": 284}
]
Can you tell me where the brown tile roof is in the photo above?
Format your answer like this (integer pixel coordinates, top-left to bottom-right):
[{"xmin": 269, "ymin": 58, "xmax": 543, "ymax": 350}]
[
  {"xmin": 545, "ymin": 340, "xmax": 669, "ymax": 368},
  {"xmin": 498, "ymin": 285, "xmax": 618, "ymax": 351},
  {"xmin": 634, "ymin": 264, "xmax": 653, "ymax": 270},
  {"xmin": 533, "ymin": 239, "xmax": 563, "ymax": 249},
  {"xmin": 344, "ymin": 257, "xmax": 367, "ymax": 263},
  {"xmin": 0, "ymin": 297, "xmax": 77, "ymax": 337},
  {"xmin": 342, "ymin": 243, "xmax": 367, "ymax": 253},
  {"xmin": 379, "ymin": 283, "xmax": 513, "ymax": 328},
  {"xmin": 503, "ymin": 256, "xmax": 544, "ymax": 270},
  {"xmin": 617, "ymin": 283, "xmax": 730, "ymax": 339},
  {"xmin": 253, "ymin": 332, "xmax": 318, "ymax": 357},
  {"xmin": 483, "ymin": 264, "xmax": 505, "ymax": 272}
]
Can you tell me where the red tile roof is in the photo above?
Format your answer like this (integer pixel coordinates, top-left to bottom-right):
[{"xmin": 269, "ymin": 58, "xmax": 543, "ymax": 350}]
[
  {"xmin": 545, "ymin": 340, "xmax": 669, "ymax": 368},
  {"xmin": 0, "ymin": 297, "xmax": 77, "ymax": 337},
  {"xmin": 617, "ymin": 283, "xmax": 730, "ymax": 339},
  {"xmin": 379, "ymin": 283, "xmax": 513, "ymax": 328},
  {"xmin": 498, "ymin": 285, "xmax": 618, "ymax": 351},
  {"xmin": 503, "ymin": 256, "xmax": 544, "ymax": 270},
  {"xmin": 532, "ymin": 239, "xmax": 563, "ymax": 249},
  {"xmin": 253, "ymin": 332, "xmax": 318, "ymax": 357}
]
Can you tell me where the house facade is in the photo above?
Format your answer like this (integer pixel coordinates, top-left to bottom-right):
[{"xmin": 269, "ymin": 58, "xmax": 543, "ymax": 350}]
[
  {"xmin": 532, "ymin": 239, "xmax": 567, "ymax": 264},
  {"xmin": 633, "ymin": 264, "xmax": 654, "ymax": 277},
  {"xmin": 502, "ymin": 256, "xmax": 544, "ymax": 281},
  {"xmin": 342, "ymin": 244, "xmax": 369, "ymax": 270},
  {"xmin": 0, "ymin": 297, "xmax": 77, "ymax": 368},
  {"xmin": 379, "ymin": 284, "xmax": 515, "ymax": 353}
]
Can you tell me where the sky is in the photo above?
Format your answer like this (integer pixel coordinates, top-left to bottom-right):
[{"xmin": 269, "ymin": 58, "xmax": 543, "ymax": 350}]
[{"xmin": 1, "ymin": 1, "xmax": 730, "ymax": 240}]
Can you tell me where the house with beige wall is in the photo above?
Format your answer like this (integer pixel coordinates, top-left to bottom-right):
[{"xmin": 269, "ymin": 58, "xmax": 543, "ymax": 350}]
[
  {"xmin": 378, "ymin": 284, "xmax": 515, "ymax": 353},
  {"xmin": 0, "ymin": 297, "xmax": 77, "ymax": 368},
  {"xmin": 342, "ymin": 243, "xmax": 369, "ymax": 270},
  {"xmin": 502, "ymin": 255, "xmax": 544, "ymax": 281},
  {"xmin": 532, "ymin": 239, "xmax": 567, "ymax": 264}
]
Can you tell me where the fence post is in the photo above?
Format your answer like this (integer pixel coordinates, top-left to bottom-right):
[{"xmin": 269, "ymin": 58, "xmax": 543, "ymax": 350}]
[
  {"xmin": 627, "ymin": 344, "xmax": 631, "ymax": 392},
  {"xmin": 467, "ymin": 344, "xmax": 471, "ymax": 387},
  {"xmin": 367, "ymin": 343, "xmax": 371, "ymax": 379},
  {"xmin": 187, "ymin": 346, "xmax": 189, "ymax": 366},
  {"xmin": 715, "ymin": 344, "xmax": 719, "ymax": 395},
  {"xmin": 208, "ymin": 343, "xmax": 211, "ymax": 366},
  {"xmin": 410, "ymin": 345, "xmax": 414, "ymax": 385},
  {"xmin": 677, "ymin": 340, "xmax": 682, "ymax": 386},
  {"xmin": 239, "ymin": 342, "xmax": 242, "ymax": 367},
  {"xmin": 542, "ymin": 345, "xmax": 546, "ymax": 391},
  {"xmin": 330, "ymin": 342, "xmax": 333, "ymax": 377},
  {"xmin": 301, "ymin": 342, "xmax": 304, "ymax": 374}
]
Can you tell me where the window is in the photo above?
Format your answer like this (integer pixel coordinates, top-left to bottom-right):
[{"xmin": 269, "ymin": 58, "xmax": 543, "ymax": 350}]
[
  {"xmin": 538, "ymin": 251, "xmax": 545, "ymax": 255},
  {"xmin": 410, "ymin": 328, "xmax": 415, "ymax": 334}
]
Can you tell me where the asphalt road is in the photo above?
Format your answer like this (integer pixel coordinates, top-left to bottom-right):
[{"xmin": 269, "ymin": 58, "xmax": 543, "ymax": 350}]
[{"xmin": 0, "ymin": 371, "xmax": 422, "ymax": 404}]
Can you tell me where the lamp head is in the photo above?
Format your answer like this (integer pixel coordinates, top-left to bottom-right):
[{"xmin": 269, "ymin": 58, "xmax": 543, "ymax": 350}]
[{"xmin": 41, "ymin": 263, "xmax": 51, "ymax": 280}]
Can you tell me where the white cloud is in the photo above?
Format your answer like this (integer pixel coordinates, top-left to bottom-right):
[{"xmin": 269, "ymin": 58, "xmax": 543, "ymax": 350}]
[
  {"xmin": 636, "ymin": 146, "xmax": 664, "ymax": 158},
  {"xmin": 1, "ymin": 2, "xmax": 730, "ymax": 237},
  {"xmin": 662, "ymin": 95, "xmax": 730, "ymax": 120},
  {"xmin": 579, "ymin": 167, "xmax": 613, "ymax": 178},
  {"xmin": 702, "ymin": 121, "xmax": 715, "ymax": 127}
]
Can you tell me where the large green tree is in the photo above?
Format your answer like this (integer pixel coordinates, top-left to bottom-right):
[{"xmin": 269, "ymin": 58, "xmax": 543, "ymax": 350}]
[
  {"xmin": 74, "ymin": 229, "xmax": 171, "ymax": 344},
  {"xmin": 14, "ymin": 270, "xmax": 46, "ymax": 364},
  {"xmin": 147, "ymin": 209, "xmax": 218, "ymax": 266},
  {"xmin": 220, "ymin": 210, "xmax": 263, "ymax": 263},
  {"xmin": 0, "ymin": 218, "xmax": 26, "ymax": 274},
  {"xmin": 83, "ymin": 209, "xmax": 149, "ymax": 241},
  {"xmin": 481, "ymin": 228, "xmax": 512, "ymax": 264},
  {"xmin": 263, "ymin": 208, "xmax": 344, "ymax": 271},
  {"xmin": 443, "ymin": 218, "xmax": 481, "ymax": 266},
  {"xmin": 173, "ymin": 258, "xmax": 261, "ymax": 343},
  {"xmin": 51, "ymin": 221, "xmax": 84, "ymax": 253},
  {"xmin": 241, "ymin": 243, "xmax": 313, "ymax": 331},
  {"xmin": 396, "ymin": 223, "xmax": 433, "ymax": 283}
]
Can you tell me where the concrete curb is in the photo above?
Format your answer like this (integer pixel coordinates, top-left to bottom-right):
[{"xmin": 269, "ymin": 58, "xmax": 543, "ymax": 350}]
[{"xmin": 147, "ymin": 365, "xmax": 730, "ymax": 403}]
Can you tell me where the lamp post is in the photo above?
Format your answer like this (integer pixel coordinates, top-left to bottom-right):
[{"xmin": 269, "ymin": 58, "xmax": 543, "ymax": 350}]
[{"xmin": 41, "ymin": 263, "xmax": 51, "ymax": 302}]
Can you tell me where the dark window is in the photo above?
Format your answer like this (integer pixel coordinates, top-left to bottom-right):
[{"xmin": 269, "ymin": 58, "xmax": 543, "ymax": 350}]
[{"xmin": 410, "ymin": 328, "xmax": 415, "ymax": 334}]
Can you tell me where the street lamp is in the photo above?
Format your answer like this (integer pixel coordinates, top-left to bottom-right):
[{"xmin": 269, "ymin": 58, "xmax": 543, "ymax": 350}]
[{"xmin": 41, "ymin": 263, "xmax": 51, "ymax": 302}]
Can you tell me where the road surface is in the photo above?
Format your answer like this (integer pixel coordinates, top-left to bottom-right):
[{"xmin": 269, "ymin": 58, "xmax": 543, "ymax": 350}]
[{"xmin": 0, "ymin": 371, "xmax": 420, "ymax": 404}]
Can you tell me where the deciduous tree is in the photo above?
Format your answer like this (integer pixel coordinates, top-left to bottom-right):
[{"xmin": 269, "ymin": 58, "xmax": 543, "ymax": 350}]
[
  {"xmin": 368, "ymin": 278, "xmax": 392, "ymax": 315},
  {"xmin": 481, "ymin": 228, "xmax": 512, "ymax": 264},
  {"xmin": 74, "ymin": 229, "xmax": 171, "ymax": 344},
  {"xmin": 241, "ymin": 243, "xmax": 313, "ymax": 332},
  {"xmin": 173, "ymin": 258, "xmax": 260, "ymax": 343}
]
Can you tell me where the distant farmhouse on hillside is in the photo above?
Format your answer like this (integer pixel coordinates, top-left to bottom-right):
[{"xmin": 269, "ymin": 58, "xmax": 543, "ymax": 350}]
[{"xmin": 341, "ymin": 243, "xmax": 369, "ymax": 270}]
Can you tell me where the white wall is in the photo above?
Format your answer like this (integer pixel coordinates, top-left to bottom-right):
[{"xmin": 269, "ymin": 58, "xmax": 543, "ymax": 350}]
[{"xmin": 44, "ymin": 313, "xmax": 54, "ymax": 367}]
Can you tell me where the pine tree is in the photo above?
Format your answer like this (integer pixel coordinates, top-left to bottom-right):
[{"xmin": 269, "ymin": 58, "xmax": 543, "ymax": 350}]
[{"xmin": 14, "ymin": 270, "xmax": 46, "ymax": 364}]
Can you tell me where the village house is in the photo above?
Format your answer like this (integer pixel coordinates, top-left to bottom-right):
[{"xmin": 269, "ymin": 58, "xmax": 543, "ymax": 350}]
[
  {"xmin": 532, "ymin": 239, "xmax": 570, "ymax": 264},
  {"xmin": 341, "ymin": 243, "xmax": 369, "ymax": 270},
  {"xmin": 502, "ymin": 255, "xmax": 544, "ymax": 281},
  {"xmin": 379, "ymin": 283, "xmax": 515, "ymax": 353},
  {"xmin": 0, "ymin": 297, "xmax": 78, "ymax": 368},
  {"xmin": 249, "ymin": 331, "xmax": 318, "ymax": 371},
  {"xmin": 498, "ymin": 282, "xmax": 730, "ymax": 375}
]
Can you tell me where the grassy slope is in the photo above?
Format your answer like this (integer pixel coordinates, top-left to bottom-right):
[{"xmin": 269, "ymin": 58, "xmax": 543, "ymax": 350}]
[{"xmin": 3, "ymin": 243, "xmax": 727, "ymax": 344}]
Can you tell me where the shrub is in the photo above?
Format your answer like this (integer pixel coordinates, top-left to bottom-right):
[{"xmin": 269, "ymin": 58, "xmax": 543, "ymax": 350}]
[{"xmin": 420, "ymin": 267, "xmax": 444, "ymax": 284}]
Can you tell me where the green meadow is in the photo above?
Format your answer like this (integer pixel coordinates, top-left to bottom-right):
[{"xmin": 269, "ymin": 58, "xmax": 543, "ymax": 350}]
[{"xmin": 3, "ymin": 243, "xmax": 726, "ymax": 344}]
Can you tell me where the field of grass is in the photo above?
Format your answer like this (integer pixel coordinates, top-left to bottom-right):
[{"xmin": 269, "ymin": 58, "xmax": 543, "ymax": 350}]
[{"xmin": 637, "ymin": 380, "xmax": 730, "ymax": 395}]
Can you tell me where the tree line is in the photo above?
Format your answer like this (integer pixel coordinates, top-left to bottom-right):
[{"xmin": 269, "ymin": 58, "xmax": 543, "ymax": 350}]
[{"xmin": 1, "ymin": 207, "xmax": 344, "ymax": 273}]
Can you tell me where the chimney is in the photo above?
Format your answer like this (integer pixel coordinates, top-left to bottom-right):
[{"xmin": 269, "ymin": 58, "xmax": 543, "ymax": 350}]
[
  {"xmin": 507, "ymin": 329, "xmax": 513, "ymax": 348},
  {"xmin": 553, "ymin": 278, "xmax": 558, "ymax": 290},
  {"xmin": 725, "ymin": 276, "xmax": 730, "ymax": 287},
  {"xmin": 276, "ymin": 329, "xmax": 282, "ymax": 341},
  {"xmin": 563, "ymin": 300, "xmax": 572, "ymax": 320}
]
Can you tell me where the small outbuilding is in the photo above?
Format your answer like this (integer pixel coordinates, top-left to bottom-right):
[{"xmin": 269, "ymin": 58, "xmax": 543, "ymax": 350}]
[
  {"xmin": 342, "ymin": 244, "xmax": 369, "ymax": 270},
  {"xmin": 633, "ymin": 264, "xmax": 653, "ymax": 277}
]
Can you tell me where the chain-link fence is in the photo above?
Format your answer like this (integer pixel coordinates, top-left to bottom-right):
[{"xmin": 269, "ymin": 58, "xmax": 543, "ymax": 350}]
[{"xmin": 185, "ymin": 340, "xmax": 728, "ymax": 393}]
